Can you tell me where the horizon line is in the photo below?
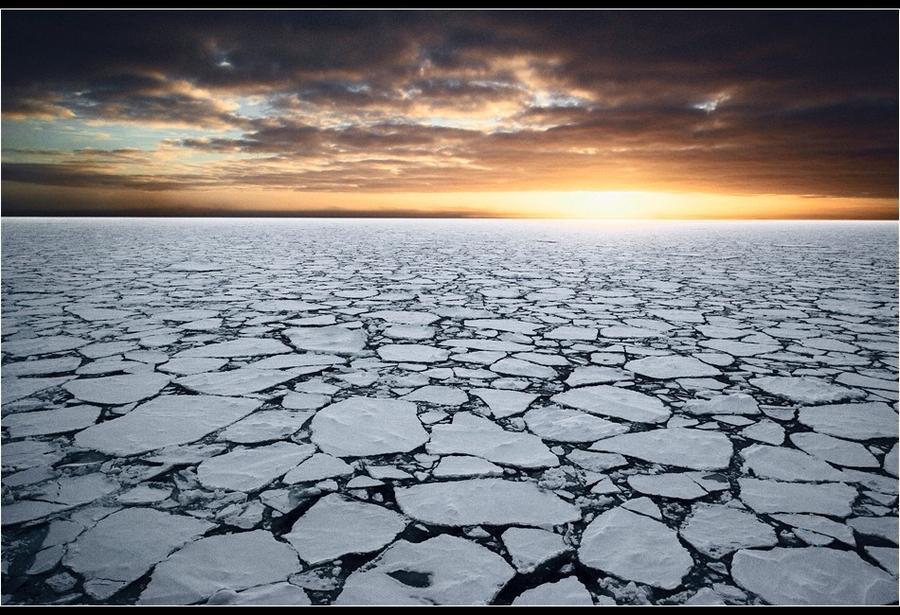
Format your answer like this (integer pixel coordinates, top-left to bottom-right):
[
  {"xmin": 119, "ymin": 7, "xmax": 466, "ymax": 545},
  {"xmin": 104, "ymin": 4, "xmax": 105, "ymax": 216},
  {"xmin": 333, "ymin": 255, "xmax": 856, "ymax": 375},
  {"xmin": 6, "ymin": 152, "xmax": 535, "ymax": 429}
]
[{"xmin": 2, "ymin": 214, "xmax": 897, "ymax": 222}]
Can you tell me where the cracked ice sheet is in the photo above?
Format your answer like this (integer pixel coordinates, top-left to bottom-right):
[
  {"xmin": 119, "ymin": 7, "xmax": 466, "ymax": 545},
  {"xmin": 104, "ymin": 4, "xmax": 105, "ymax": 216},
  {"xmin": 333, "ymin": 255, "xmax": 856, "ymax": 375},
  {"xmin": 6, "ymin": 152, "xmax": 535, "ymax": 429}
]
[{"xmin": 2, "ymin": 219, "xmax": 898, "ymax": 606}]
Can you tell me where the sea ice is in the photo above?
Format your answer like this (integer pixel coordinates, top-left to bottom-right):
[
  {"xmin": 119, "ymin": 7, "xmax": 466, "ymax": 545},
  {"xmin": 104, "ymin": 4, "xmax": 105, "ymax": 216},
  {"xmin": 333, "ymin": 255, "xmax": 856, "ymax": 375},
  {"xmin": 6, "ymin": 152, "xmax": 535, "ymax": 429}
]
[
  {"xmin": 75, "ymin": 395, "xmax": 261, "ymax": 456},
  {"xmin": 64, "ymin": 373, "xmax": 170, "ymax": 405},
  {"xmin": 591, "ymin": 427, "xmax": 733, "ymax": 470},
  {"xmin": 433, "ymin": 456, "xmax": 504, "ymax": 478},
  {"xmin": 311, "ymin": 396, "xmax": 428, "ymax": 457},
  {"xmin": 4, "ymin": 404, "xmax": 100, "ymax": 437},
  {"xmin": 282, "ymin": 453, "xmax": 353, "ymax": 483},
  {"xmin": 501, "ymin": 527, "xmax": 570, "ymax": 573},
  {"xmin": 749, "ymin": 376, "xmax": 865, "ymax": 404},
  {"xmin": 63, "ymin": 508, "xmax": 213, "ymax": 599},
  {"xmin": 337, "ymin": 535, "xmax": 515, "ymax": 605},
  {"xmin": 139, "ymin": 531, "xmax": 300, "ymax": 604},
  {"xmin": 175, "ymin": 366, "xmax": 306, "ymax": 396},
  {"xmin": 196, "ymin": 441, "xmax": 315, "ymax": 491},
  {"xmin": 789, "ymin": 431, "xmax": 879, "ymax": 468},
  {"xmin": 285, "ymin": 494, "xmax": 407, "ymax": 564},
  {"xmin": 513, "ymin": 577, "xmax": 593, "ymax": 605},
  {"xmin": 177, "ymin": 338, "xmax": 291, "ymax": 358},
  {"xmin": 738, "ymin": 478, "xmax": 857, "ymax": 516},
  {"xmin": 579, "ymin": 506, "xmax": 693, "ymax": 589},
  {"xmin": 471, "ymin": 388, "xmax": 538, "ymax": 418},
  {"xmin": 797, "ymin": 402, "xmax": 899, "ymax": 441},
  {"xmin": 731, "ymin": 547, "xmax": 898, "ymax": 605},
  {"xmin": 427, "ymin": 412, "xmax": 559, "ymax": 468},
  {"xmin": 401, "ymin": 385, "xmax": 468, "ymax": 406},
  {"xmin": 679, "ymin": 503, "xmax": 777, "ymax": 558},
  {"xmin": 285, "ymin": 326, "xmax": 367, "ymax": 354},
  {"xmin": 395, "ymin": 478, "xmax": 579, "ymax": 527},
  {"xmin": 551, "ymin": 385, "xmax": 670, "ymax": 423},
  {"xmin": 625, "ymin": 355, "xmax": 721, "ymax": 379},
  {"xmin": 524, "ymin": 406, "xmax": 629, "ymax": 443},
  {"xmin": 218, "ymin": 410, "xmax": 309, "ymax": 444}
]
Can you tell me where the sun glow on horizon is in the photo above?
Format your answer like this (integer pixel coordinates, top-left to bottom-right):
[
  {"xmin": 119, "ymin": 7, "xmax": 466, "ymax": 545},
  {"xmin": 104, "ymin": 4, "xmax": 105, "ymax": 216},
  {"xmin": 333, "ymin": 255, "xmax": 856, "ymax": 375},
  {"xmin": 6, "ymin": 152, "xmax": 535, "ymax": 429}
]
[{"xmin": 4, "ymin": 181, "xmax": 895, "ymax": 220}]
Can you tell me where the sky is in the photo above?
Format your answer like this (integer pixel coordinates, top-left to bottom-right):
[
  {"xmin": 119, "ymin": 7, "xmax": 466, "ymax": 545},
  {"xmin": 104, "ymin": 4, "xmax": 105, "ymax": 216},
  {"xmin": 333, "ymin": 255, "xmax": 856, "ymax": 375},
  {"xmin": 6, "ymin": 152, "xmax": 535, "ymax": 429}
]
[{"xmin": 1, "ymin": 10, "xmax": 897, "ymax": 218}]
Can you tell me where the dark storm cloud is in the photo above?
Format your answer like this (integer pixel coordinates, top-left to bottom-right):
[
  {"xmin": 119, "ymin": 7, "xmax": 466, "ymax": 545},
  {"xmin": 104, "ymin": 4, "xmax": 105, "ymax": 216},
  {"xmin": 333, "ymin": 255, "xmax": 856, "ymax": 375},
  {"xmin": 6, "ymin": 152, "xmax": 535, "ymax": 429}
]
[{"xmin": 1, "ymin": 10, "xmax": 897, "ymax": 200}]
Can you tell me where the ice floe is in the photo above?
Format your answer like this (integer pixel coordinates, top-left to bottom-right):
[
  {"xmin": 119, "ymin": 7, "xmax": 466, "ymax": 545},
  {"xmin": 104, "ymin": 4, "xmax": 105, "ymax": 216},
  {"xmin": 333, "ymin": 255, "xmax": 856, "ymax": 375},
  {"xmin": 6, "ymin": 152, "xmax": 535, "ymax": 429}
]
[
  {"xmin": 427, "ymin": 412, "xmax": 559, "ymax": 468},
  {"xmin": 139, "ymin": 530, "xmax": 300, "ymax": 604},
  {"xmin": 579, "ymin": 506, "xmax": 693, "ymax": 589},
  {"xmin": 551, "ymin": 385, "xmax": 670, "ymax": 423},
  {"xmin": 337, "ymin": 534, "xmax": 514, "ymax": 605},
  {"xmin": 285, "ymin": 494, "xmax": 407, "ymax": 564},
  {"xmin": 731, "ymin": 547, "xmax": 898, "ymax": 605},
  {"xmin": 591, "ymin": 427, "xmax": 733, "ymax": 470},
  {"xmin": 75, "ymin": 395, "xmax": 261, "ymax": 456},
  {"xmin": 311, "ymin": 396, "xmax": 428, "ymax": 457},
  {"xmin": 395, "ymin": 479, "xmax": 579, "ymax": 527}
]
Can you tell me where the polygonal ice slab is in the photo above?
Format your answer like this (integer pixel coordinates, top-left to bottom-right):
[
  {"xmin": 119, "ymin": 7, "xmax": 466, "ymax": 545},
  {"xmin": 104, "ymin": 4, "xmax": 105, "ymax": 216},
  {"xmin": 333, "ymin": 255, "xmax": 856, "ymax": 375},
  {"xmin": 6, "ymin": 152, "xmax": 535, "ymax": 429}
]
[
  {"xmin": 8, "ymin": 473, "xmax": 118, "ymax": 525},
  {"xmin": 4, "ymin": 405, "xmax": 101, "ymax": 438},
  {"xmin": 284, "ymin": 494, "xmax": 407, "ymax": 564},
  {"xmin": 2, "ymin": 376, "xmax": 73, "ymax": 405},
  {"xmin": 465, "ymin": 319, "xmax": 542, "ymax": 334},
  {"xmin": 738, "ymin": 478, "xmax": 857, "ymax": 516},
  {"xmin": 64, "ymin": 373, "xmax": 170, "ymax": 405},
  {"xmin": 207, "ymin": 582, "xmax": 311, "ymax": 605},
  {"xmin": 1, "ymin": 500, "xmax": 71, "ymax": 526},
  {"xmin": 544, "ymin": 326, "xmax": 597, "ymax": 341},
  {"xmin": 551, "ymin": 385, "xmax": 670, "ymax": 423},
  {"xmin": 378, "ymin": 344, "xmax": 450, "ymax": 363},
  {"xmin": 196, "ymin": 441, "xmax": 314, "ymax": 492},
  {"xmin": 285, "ymin": 326, "xmax": 367, "ymax": 354},
  {"xmin": 218, "ymin": 410, "xmax": 310, "ymax": 444},
  {"xmin": 749, "ymin": 376, "xmax": 865, "ymax": 404},
  {"xmin": 250, "ymin": 299, "xmax": 322, "ymax": 312},
  {"xmin": 427, "ymin": 412, "xmax": 559, "ymax": 468},
  {"xmin": 579, "ymin": 506, "xmax": 693, "ymax": 590},
  {"xmin": 590, "ymin": 427, "xmax": 733, "ymax": 470},
  {"xmin": 797, "ymin": 402, "xmax": 899, "ymax": 441},
  {"xmin": 75, "ymin": 395, "xmax": 262, "ymax": 456},
  {"xmin": 2, "ymin": 335, "xmax": 88, "ymax": 357},
  {"xmin": 336, "ymin": 534, "xmax": 515, "ymax": 605},
  {"xmin": 490, "ymin": 358, "xmax": 557, "ymax": 379},
  {"xmin": 513, "ymin": 577, "xmax": 593, "ymax": 605},
  {"xmin": 741, "ymin": 444, "xmax": 848, "ymax": 482},
  {"xmin": 174, "ymin": 367, "xmax": 307, "ymax": 396},
  {"xmin": 401, "ymin": 385, "xmax": 468, "ymax": 406},
  {"xmin": 366, "ymin": 310, "xmax": 441, "ymax": 325},
  {"xmin": 501, "ymin": 527, "xmax": 570, "ymax": 573},
  {"xmin": 682, "ymin": 393, "xmax": 759, "ymax": 415},
  {"xmin": 283, "ymin": 453, "xmax": 352, "ymax": 483},
  {"xmin": 139, "ymin": 530, "xmax": 300, "ymax": 604},
  {"xmin": 64, "ymin": 508, "xmax": 214, "ymax": 600},
  {"xmin": 625, "ymin": 355, "xmax": 721, "ymax": 379},
  {"xmin": 771, "ymin": 514, "xmax": 856, "ymax": 546},
  {"xmin": 311, "ymin": 396, "xmax": 428, "ymax": 457},
  {"xmin": 627, "ymin": 473, "xmax": 709, "ymax": 500},
  {"xmin": 679, "ymin": 503, "xmax": 778, "ymax": 558},
  {"xmin": 471, "ymin": 388, "xmax": 538, "ymax": 418},
  {"xmin": 789, "ymin": 432, "xmax": 879, "ymax": 468},
  {"xmin": 731, "ymin": 547, "xmax": 898, "ymax": 605},
  {"xmin": 2, "ymin": 356, "xmax": 82, "ymax": 377},
  {"xmin": 395, "ymin": 478, "xmax": 579, "ymax": 527},
  {"xmin": 524, "ymin": 406, "xmax": 629, "ymax": 443},
  {"xmin": 177, "ymin": 338, "xmax": 292, "ymax": 358},
  {"xmin": 433, "ymin": 455, "xmax": 504, "ymax": 478},
  {"xmin": 159, "ymin": 358, "xmax": 228, "ymax": 376}
]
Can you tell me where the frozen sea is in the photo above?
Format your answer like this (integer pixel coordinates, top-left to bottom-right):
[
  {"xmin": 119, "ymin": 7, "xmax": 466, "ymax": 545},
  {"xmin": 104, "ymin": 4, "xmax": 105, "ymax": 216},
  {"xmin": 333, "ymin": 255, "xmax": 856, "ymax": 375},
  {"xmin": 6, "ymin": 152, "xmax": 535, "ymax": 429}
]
[{"xmin": 1, "ymin": 218, "xmax": 898, "ymax": 605}]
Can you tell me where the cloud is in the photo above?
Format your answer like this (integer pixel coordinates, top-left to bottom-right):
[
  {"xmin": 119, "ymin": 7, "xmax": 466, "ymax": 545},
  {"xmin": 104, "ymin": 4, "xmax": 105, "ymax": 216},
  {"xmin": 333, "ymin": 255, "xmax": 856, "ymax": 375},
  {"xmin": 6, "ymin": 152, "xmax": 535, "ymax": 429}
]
[{"xmin": 1, "ymin": 10, "xmax": 896, "ymax": 208}]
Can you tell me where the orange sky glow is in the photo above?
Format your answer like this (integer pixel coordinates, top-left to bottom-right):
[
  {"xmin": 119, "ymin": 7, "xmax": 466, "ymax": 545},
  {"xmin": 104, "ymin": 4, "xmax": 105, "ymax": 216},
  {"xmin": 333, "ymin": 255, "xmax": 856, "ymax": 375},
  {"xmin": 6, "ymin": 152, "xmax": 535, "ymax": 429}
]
[{"xmin": 2, "ymin": 10, "xmax": 897, "ymax": 219}]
